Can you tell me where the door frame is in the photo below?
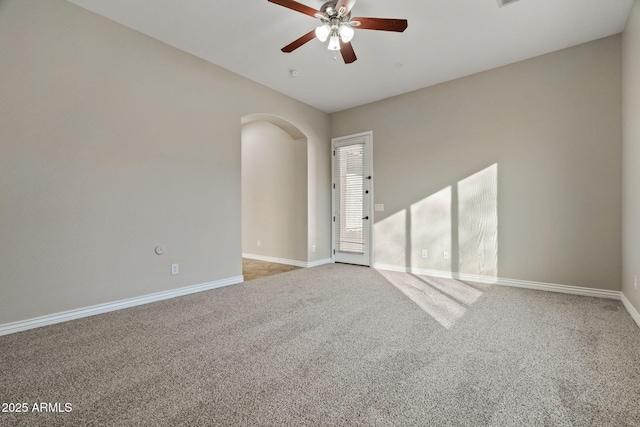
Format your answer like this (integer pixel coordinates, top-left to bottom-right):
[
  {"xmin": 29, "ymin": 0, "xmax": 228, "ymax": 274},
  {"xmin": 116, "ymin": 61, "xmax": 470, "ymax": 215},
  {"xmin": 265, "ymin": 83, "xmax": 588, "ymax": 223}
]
[{"xmin": 331, "ymin": 131, "xmax": 374, "ymax": 266}]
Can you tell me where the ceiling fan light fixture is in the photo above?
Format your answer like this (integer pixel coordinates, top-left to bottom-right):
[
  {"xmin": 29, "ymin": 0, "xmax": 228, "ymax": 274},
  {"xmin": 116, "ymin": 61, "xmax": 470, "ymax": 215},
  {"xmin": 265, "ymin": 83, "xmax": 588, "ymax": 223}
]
[
  {"xmin": 315, "ymin": 24, "xmax": 331, "ymax": 42},
  {"xmin": 339, "ymin": 24, "xmax": 354, "ymax": 43},
  {"xmin": 327, "ymin": 33, "xmax": 341, "ymax": 50},
  {"xmin": 268, "ymin": 0, "xmax": 408, "ymax": 64}
]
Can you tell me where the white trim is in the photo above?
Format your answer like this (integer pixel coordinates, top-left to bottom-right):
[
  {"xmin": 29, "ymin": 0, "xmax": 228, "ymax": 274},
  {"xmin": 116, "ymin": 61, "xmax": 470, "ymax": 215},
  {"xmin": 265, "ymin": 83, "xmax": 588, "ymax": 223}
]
[
  {"xmin": 307, "ymin": 258, "xmax": 333, "ymax": 268},
  {"xmin": 621, "ymin": 293, "xmax": 640, "ymax": 329},
  {"xmin": 242, "ymin": 252, "xmax": 307, "ymax": 267},
  {"xmin": 242, "ymin": 253, "xmax": 307, "ymax": 267},
  {"xmin": 242, "ymin": 253, "xmax": 331, "ymax": 268},
  {"xmin": 374, "ymin": 263, "xmax": 498, "ymax": 285},
  {"xmin": 374, "ymin": 264, "xmax": 621, "ymax": 300},
  {"xmin": 495, "ymin": 276, "xmax": 620, "ymax": 299},
  {"xmin": 0, "ymin": 276, "xmax": 243, "ymax": 337}
]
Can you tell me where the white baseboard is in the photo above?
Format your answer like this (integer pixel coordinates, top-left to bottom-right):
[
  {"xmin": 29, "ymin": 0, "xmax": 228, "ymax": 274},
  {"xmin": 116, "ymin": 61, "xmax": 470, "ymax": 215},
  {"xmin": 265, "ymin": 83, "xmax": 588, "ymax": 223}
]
[
  {"xmin": 495, "ymin": 276, "xmax": 620, "ymax": 300},
  {"xmin": 243, "ymin": 253, "xmax": 307, "ymax": 267},
  {"xmin": 307, "ymin": 258, "xmax": 333, "ymax": 268},
  {"xmin": 373, "ymin": 264, "xmax": 621, "ymax": 300},
  {"xmin": 0, "ymin": 276, "xmax": 244, "ymax": 337},
  {"xmin": 374, "ymin": 264, "xmax": 499, "ymax": 285},
  {"xmin": 243, "ymin": 253, "xmax": 332, "ymax": 268},
  {"xmin": 621, "ymin": 293, "xmax": 640, "ymax": 329}
]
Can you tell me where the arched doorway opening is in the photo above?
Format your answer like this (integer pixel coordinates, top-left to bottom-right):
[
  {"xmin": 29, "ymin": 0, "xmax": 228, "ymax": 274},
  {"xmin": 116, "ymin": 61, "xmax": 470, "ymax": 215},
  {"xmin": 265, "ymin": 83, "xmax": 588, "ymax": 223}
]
[{"xmin": 241, "ymin": 114, "xmax": 308, "ymax": 281}]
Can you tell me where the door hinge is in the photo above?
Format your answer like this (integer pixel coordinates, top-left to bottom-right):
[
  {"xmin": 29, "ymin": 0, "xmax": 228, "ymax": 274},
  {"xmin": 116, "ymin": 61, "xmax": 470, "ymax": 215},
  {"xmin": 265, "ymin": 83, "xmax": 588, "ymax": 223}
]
[
  {"xmin": 333, "ymin": 150, "xmax": 336, "ymax": 156},
  {"xmin": 333, "ymin": 216, "xmax": 335, "ymax": 222},
  {"xmin": 333, "ymin": 249, "xmax": 335, "ymax": 255},
  {"xmin": 333, "ymin": 183, "xmax": 335, "ymax": 189}
]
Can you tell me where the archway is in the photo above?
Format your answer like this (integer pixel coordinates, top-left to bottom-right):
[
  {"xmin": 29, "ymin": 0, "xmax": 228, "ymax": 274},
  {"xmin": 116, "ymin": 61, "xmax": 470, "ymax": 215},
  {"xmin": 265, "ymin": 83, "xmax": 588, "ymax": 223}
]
[{"xmin": 241, "ymin": 114, "xmax": 309, "ymax": 281}]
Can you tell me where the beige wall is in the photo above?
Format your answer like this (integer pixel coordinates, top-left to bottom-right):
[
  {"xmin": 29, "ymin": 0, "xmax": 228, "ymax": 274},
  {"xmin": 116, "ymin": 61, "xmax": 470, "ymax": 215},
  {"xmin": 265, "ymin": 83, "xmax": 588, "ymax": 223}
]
[
  {"xmin": 623, "ymin": 0, "xmax": 640, "ymax": 311},
  {"xmin": 242, "ymin": 120, "xmax": 308, "ymax": 262},
  {"xmin": 332, "ymin": 35, "xmax": 622, "ymax": 290},
  {"xmin": 0, "ymin": 0, "xmax": 331, "ymax": 325}
]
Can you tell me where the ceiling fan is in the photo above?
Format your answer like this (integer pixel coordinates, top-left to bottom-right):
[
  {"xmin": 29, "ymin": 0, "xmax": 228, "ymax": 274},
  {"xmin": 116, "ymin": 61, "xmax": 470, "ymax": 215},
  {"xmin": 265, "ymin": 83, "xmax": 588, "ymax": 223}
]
[{"xmin": 267, "ymin": 0, "xmax": 408, "ymax": 64}]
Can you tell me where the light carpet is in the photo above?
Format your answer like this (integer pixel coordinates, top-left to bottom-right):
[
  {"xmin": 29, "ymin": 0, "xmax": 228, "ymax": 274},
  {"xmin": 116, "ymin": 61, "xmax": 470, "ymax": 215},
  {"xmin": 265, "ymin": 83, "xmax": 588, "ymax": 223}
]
[{"xmin": 1, "ymin": 263, "xmax": 639, "ymax": 426}]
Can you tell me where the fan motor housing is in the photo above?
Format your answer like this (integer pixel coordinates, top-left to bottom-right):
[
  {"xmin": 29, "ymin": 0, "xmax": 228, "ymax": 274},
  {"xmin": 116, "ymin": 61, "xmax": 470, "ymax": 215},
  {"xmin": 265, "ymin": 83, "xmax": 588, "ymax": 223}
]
[{"xmin": 320, "ymin": 1, "xmax": 351, "ymax": 21}]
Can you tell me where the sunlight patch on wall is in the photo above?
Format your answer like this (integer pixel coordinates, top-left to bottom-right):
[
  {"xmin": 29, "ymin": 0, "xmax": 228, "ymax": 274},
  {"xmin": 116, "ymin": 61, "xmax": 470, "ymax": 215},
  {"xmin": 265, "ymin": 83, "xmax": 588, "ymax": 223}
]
[
  {"xmin": 374, "ymin": 164, "xmax": 498, "ymax": 276},
  {"xmin": 374, "ymin": 209, "xmax": 408, "ymax": 266},
  {"xmin": 374, "ymin": 187, "xmax": 452, "ymax": 269},
  {"xmin": 410, "ymin": 187, "xmax": 452, "ymax": 271},
  {"xmin": 458, "ymin": 164, "xmax": 498, "ymax": 277}
]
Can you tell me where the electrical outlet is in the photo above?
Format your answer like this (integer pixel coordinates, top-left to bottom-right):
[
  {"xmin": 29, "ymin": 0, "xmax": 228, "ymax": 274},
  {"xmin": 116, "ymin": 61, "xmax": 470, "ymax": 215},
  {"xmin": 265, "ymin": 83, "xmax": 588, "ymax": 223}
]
[
  {"xmin": 635, "ymin": 275, "xmax": 638, "ymax": 290},
  {"xmin": 172, "ymin": 264, "xmax": 179, "ymax": 275},
  {"xmin": 421, "ymin": 249, "xmax": 428, "ymax": 258},
  {"xmin": 312, "ymin": 245, "xmax": 316, "ymax": 252},
  {"xmin": 257, "ymin": 240, "xmax": 261, "ymax": 247},
  {"xmin": 443, "ymin": 251, "xmax": 449, "ymax": 260}
]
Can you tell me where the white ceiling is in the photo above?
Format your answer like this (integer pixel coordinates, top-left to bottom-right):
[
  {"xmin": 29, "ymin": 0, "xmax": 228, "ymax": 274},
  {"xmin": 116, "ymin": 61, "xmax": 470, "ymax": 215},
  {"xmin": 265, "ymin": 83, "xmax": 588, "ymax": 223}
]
[{"xmin": 66, "ymin": 0, "xmax": 633, "ymax": 113}]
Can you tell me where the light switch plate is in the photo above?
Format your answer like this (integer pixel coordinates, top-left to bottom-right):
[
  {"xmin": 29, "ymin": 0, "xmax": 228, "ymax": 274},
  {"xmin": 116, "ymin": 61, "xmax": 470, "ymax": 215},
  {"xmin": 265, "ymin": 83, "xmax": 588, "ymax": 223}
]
[{"xmin": 375, "ymin": 204, "xmax": 384, "ymax": 211}]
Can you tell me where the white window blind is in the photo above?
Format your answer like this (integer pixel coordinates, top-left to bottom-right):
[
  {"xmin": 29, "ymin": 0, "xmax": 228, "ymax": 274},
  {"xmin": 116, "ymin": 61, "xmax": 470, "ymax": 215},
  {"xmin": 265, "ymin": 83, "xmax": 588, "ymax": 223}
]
[{"xmin": 336, "ymin": 144, "xmax": 364, "ymax": 254}]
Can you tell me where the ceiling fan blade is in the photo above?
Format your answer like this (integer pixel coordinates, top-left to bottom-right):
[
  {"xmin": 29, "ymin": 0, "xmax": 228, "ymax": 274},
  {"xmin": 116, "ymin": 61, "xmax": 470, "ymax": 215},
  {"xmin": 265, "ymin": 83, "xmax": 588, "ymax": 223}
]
[
  {"xmin": 339, "ymin": 40, "xmax": 357, "ymax": 64},
  {"xmin": 267, "ymin": 0, "xmax": 320, "ymax": 18},
  {"xmin": 281, "ymin": 29, "xmax": 316, "ymax": 53},
  {"xmin": 351, "ymin": 17, "xmax": 408, "ymax": 32},
  {"xmin": 335, "ymin": 0, "xmax": 357, "ymax": 16}
]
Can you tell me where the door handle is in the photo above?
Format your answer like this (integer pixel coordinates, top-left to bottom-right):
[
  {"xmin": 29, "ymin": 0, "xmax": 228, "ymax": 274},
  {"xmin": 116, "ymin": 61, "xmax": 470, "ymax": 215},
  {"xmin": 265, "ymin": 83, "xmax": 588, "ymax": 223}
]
[{"xmin": 362, "ymin": 216, "xmax": 369, "ymax": 220}]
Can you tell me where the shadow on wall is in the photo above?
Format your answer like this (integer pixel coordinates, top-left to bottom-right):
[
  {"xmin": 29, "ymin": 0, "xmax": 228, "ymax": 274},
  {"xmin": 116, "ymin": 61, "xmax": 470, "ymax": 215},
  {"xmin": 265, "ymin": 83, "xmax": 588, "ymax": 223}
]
[{"xmin": 375, "ymin": 164, "xmax": 498, "ymax": 328}]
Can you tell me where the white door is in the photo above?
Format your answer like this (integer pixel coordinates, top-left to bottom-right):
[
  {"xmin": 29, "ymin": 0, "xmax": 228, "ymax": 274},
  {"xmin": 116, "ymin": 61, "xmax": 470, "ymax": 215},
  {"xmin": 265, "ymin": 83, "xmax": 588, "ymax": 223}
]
[{"xmin": 332, "ymin": 132, "xmax": 372, "ymax": 266}]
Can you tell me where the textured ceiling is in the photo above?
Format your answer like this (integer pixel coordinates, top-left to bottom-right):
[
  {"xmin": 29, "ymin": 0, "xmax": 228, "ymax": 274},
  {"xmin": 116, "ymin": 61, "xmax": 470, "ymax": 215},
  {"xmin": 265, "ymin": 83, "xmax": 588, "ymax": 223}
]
[{"xmin": 66, "ymin": 0, "xmax": 634, "ymax": 113}]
